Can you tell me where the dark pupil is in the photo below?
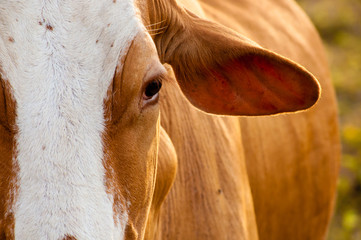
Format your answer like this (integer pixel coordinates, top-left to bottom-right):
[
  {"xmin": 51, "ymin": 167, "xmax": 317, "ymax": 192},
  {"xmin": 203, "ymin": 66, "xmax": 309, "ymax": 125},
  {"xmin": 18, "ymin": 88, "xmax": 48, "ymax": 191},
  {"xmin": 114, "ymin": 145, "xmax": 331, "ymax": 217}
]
[{"xmin": 145, "ymin": 80, "xmax": 162, "ymax": 98}]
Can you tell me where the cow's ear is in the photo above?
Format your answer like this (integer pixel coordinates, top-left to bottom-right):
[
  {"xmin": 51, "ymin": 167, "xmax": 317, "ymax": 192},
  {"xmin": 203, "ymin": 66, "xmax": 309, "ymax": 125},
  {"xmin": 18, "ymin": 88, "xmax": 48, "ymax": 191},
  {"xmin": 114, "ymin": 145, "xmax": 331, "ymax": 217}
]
[{"xmin": 152, "ymin": 6, "xmax": 320, "ymax": 116}]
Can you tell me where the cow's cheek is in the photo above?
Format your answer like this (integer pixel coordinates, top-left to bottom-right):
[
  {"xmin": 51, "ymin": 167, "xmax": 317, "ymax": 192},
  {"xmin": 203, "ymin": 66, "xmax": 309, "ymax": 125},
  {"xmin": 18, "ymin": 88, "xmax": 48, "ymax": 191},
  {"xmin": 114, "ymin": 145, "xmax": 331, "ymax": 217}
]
[
  {"xmin": 105, "ymin": 114, "xmax": 159, "ymax": 239},
  {"xmin": 0, "ymin": 125, "xmax": 16, "ymax": 239}
]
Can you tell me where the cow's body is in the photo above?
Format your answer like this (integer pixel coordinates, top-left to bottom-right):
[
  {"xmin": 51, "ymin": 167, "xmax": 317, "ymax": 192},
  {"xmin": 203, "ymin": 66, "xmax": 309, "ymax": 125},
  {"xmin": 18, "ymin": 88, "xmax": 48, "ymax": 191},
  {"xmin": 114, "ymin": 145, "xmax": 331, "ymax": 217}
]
[
  {"xmin": 151, "ymin": 0, "xmax": 340, "ymax": 240},
  {"xmin": 0, "ymin": 0, "xmax": 339, "ymax": 239}
]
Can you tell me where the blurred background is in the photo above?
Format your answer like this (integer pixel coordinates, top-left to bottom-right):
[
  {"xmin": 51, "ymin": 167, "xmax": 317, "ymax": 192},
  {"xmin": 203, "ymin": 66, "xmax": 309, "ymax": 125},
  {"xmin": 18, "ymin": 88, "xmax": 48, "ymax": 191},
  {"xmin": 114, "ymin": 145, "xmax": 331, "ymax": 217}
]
[{"xmin": 296, "ymin": 0, "xmax": 361, "ymax": 239}]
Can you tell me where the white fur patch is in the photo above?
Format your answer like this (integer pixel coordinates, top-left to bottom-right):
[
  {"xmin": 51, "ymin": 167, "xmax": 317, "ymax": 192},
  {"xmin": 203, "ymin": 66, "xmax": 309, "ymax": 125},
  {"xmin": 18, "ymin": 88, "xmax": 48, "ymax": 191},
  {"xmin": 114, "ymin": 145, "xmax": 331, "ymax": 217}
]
[{"xmin": 0, "ymin": 0, "xmax": 141, "ymax": 239}]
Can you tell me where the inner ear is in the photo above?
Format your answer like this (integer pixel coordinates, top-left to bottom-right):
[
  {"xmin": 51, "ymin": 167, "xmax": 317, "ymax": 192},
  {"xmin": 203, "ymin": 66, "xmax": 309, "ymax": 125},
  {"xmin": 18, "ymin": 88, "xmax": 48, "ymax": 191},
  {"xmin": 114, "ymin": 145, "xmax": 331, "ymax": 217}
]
[{"xmin": 173, "ymin": 49, "xmax": 320, "ymax": 116}]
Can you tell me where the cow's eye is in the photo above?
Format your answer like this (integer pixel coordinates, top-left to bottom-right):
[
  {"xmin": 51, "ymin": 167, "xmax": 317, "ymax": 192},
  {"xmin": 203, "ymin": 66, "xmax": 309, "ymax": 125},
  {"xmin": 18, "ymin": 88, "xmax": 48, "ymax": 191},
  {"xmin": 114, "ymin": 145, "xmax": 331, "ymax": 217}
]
[
  {"xmin": 145, "ymin": 79, "xmax": 162, "ymax": 99},
  {"xmin": 141, "ymin": 64, "xmax": 166, "ymax": 107}
]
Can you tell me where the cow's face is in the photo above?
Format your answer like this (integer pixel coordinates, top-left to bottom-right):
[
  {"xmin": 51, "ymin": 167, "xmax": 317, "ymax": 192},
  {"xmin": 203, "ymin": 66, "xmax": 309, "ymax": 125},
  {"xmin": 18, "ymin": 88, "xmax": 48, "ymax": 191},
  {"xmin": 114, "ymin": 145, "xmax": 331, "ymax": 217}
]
[
  {"xmin": 0, "ymin": 1, "xmax": 166, "ymax": 239},
  {"xmin": 0, "ymin": 0, "xmax": 321, "ymax": 239}
]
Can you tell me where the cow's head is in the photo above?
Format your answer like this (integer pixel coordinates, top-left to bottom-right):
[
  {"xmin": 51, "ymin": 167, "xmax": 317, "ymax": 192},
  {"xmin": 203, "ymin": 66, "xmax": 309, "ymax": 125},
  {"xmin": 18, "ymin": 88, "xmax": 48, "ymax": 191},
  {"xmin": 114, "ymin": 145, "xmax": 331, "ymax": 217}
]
[{"xmin": 0, "ymin": 0, "xmax": 319, "ymax": 239}]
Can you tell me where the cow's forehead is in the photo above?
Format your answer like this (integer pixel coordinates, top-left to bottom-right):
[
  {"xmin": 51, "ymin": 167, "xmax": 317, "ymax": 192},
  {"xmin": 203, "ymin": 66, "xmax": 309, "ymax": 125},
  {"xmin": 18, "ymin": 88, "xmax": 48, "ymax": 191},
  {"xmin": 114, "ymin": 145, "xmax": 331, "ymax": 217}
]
[
  {"xmin": 0, "ymin": 0, "xmax": 142, "ymax": 98},
  {"xmin": 0, "ymin": 1, "xmax": 144, "ymax": 239}
]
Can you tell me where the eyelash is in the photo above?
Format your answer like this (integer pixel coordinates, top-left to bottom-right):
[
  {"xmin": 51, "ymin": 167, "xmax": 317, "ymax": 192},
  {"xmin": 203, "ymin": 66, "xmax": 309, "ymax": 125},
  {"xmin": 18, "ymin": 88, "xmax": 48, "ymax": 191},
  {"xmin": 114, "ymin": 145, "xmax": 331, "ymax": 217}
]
[
  {"xmin": 141, "ymin": 73, "xmax": 168, "ymax": 108},
  {"xmin": 144, "ymin": 78, "xmax": 162, "ymax": 100}
]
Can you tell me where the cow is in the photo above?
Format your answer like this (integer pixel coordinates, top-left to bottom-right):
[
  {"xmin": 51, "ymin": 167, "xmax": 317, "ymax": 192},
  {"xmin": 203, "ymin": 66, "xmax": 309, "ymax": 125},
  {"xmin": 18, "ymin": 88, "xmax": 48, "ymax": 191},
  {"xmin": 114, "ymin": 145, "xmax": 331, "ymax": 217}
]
[{"xmin": 0, "ymin": 0, "xmax": 339, "ymax": 240}]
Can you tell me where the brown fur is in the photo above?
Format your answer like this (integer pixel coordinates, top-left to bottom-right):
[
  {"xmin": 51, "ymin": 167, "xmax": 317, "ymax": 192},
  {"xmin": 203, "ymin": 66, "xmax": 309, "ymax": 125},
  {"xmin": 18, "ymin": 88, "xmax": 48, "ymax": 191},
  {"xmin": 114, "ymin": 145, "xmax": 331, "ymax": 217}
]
[
  {"xmin": 144, "ymin": 127, "xmax": 177, "ymax": 240},
  {"xmin": 196, "ymin": 0, "xmax": 339, "ymax": 238},
  {"xmin": 0, "ymin": 76, "xmax": 17, "ymax": 239}
]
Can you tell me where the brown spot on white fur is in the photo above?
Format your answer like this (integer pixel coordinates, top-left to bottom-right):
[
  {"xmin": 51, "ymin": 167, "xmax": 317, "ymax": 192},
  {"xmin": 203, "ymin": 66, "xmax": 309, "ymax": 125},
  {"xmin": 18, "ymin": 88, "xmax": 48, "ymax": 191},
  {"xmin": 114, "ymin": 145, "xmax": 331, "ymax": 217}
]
[
  {"xmin": 62, "ymin": 235, "xmax": 77, "ymax": 240},
  {"xmin": 46, "ymin": 24, "xmax": 53, "ymax": 31}
]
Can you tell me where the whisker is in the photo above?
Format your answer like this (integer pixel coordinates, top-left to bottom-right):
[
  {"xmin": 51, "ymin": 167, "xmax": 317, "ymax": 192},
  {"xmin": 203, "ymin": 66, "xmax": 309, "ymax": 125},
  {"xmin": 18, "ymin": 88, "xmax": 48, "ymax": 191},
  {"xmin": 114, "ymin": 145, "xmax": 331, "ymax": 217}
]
[
  {"xmin": 145, "ymin": 20, "xmax": 166, "ymax": 28},
  {"xmin": 149, "ymin": 30, "xmax": 167, "ymax": 36},
  {"xmin": 147, "ymin": 26, "xmax": 168, "ymax": 32}
]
